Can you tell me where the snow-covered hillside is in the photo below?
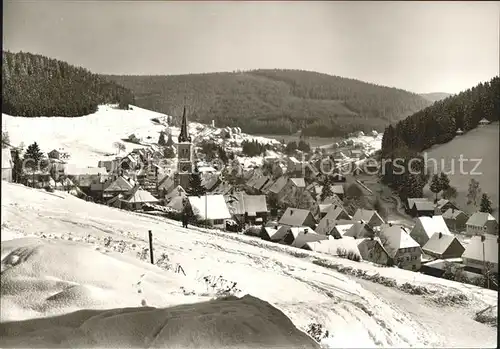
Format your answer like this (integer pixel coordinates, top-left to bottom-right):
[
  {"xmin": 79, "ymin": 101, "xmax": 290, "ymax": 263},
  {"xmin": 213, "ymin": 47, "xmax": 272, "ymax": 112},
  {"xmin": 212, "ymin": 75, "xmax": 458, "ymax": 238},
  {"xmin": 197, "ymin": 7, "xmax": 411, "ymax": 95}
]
[
  {"xmin": 2, "ymin": 105, "xmax": 279, "ymax": 169},
  {"xmin": 1, "ymin": 181, "xmax": 497, "ymax": 348}
]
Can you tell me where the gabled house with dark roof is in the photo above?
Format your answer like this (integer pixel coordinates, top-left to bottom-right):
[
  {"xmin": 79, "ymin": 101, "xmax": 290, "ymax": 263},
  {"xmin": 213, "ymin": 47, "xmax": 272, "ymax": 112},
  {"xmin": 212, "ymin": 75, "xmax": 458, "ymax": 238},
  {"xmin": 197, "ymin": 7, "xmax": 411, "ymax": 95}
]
[
  {"xmin": 422, "ymin": 232, "xmax": 465, "ymax": 260},
  {"xmin": 267, "ymin": 176, "xmax": 289, "ymax": 200},
  {"xmin": 410, "ymin": 200, "xmax": 436, "ymax": 217},
  {"xmin": 103, "ymin": 176, "xmax": 134, "ymax": 200},
  {"xmin": 442, "ymin": 208, "xmax": 468, "ymax": 232},
  {"xmin": 120, "ymin": 186, "xmax": 160, "ymax": 211},
  {"xmin": 435, "ymin": 199, "xmax": 459, "ymax": 214},
  {"xmin": 465, "ymin": 212, "xmax": 498, "ymax": 236},
  {"xmin": 316, "ymin": 205, "xmax": 352, "ymax": 235},
  {"xmin": 278, "ymin": 207, "xmax": 316, "ymax": 229},
  {"xmin": 276, "ymin": 226, "xmax": 326, "ymax": 248},
  {"xmin": 352, "ymin": 209, "xmax": 384, "ymax": 228},
  {"xmin": 344, "ymin": 221, "xmax": 376, "ymax": 239},
  {"xmin": 379, "ymin": 223, "xmax": 422, "ymax": 271}
]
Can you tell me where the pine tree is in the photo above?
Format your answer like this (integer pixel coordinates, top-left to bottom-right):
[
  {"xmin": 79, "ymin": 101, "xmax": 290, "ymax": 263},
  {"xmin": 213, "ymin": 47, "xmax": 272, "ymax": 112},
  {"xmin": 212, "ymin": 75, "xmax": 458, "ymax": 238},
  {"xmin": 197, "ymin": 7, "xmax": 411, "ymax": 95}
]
[
  {"xmin": 479, "ymin": 193, "xmax": 493, "ymax": 214},
  {"xmin": 158, "ymin": 132, "xmax": 166, "ymax": 146},
  {"xmin": 439, "ymin": 172, "xmax": 450, "ymax": 191},
  {"xmin": 24, "ymin": 142, "xmax": 44, "ymax": 187},
  {"xmin": 429, "ymin": 174, "xmax": 441, "ymax": 202},
  {"xmin": 12, "ymin": 149, "xmax": 22, "ymax": 183},
  {"xmin": 442, "ymin": 186, "xmax": 458, "ymax": 200},
  {"xmin": 188, "ymin": 166, "xmax": 206, "ymax": 197}
]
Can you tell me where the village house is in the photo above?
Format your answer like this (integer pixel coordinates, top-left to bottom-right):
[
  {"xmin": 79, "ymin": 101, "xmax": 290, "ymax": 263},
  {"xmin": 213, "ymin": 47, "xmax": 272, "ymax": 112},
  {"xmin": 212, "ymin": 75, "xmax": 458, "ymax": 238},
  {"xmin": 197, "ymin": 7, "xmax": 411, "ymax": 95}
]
[
  {"xmin": 278, "ymin": 207, "xmax": 317, "ymax": 230},
  {"xmin": 64, "ymin": 165, "xmax": 108, "ymax": 194},
  {"xmin": 352, "ymin": 209, "xmax": 384, "ymax": 228},
  {"xmin": 465, "ymin": 212, "xmax": 498, "ymax": 236},
  {"xmin": 201, "ymin": 173, "xmax": 221, "ymax": 192},
  {"xmin": 165, "ymin": 185, "xmax": 187, "ymax": 203},
  {"xmin": 407, "ymin": 198, "xmax": 436, "ymax": 217},
  {"xmin": 188, "ymin": 194, "xmax": 232, "ymax": 229},
  {"xmin": 136, "ymin": 164, "xmax": 160, "ymax": 196},
  {"xmin": 250, "ymin": 176, "xmax": 272, "ymax": 194},
  {"xmin": 103, "ymin": 176, "xmax": 135, "ymax": 200},
  {"xmin": 315, "ymin": 205, "xmax": 352, "ymax": 235},
  {"xmin": 119, "ymin": 186, "xmax": 160, "ymax": 211},
  {"xmin": 329, "ymin": 221, "xmax": 357, "ymax": 239},
  {"xmin": 442, "ymin": 208, "xmax": 469, "ymax": 232},
  {"xmin": 380, "ymin": 223, "xmax": 422, "ymax": 271},
  {"xmin": 225, "ymin": 192, "xmax": 268, "ymax": 225},
  {"xmin": 304, "ymin": 237, "xmax": 390, "ymax": 265},
  {"xmin": 344, "ymin": 221, "xmax": 376, "ymax": 239},
  {"xmin": 435, "ymin": 199, "xmax": 459, "ymax": 214},
  {"xmin": 357, "ymin": 237, "xmax": 391, "ymax": 265},
  {"xmin": 409, "ymin": 215, "xmax": 452, "ymax": 247},
  {"xmin": 461, "ymin": 234, "xmax": 498, "ymax": 274},
  {"xmin": 267, "ymin": 176, "xmax": 289, "ymax": 202},
  {"xmin": 2, "ymin": 148, "xmax": 13, "ymax": 182},
  {"xmin": 119, "ymin": 154, "xmax": 139, "ymax": 170},
  {"xmin": 419, "ymin": 258, "xmax": 464, "ymax": 278},
  {"xmin": 421, "ymin": 232, "xmax": 466, "ymax": 260},
  {"xmin": 272, "ymin": 226, "xmax": 327, "ymax": 248}
]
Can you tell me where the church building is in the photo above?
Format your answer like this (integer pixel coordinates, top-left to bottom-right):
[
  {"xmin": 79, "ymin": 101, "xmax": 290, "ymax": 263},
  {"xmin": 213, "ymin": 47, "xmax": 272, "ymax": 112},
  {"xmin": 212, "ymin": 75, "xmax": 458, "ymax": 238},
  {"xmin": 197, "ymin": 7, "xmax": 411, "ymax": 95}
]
[{"xmin": 176, "ymin": 106, "xmax": 194, "ymax": 190}]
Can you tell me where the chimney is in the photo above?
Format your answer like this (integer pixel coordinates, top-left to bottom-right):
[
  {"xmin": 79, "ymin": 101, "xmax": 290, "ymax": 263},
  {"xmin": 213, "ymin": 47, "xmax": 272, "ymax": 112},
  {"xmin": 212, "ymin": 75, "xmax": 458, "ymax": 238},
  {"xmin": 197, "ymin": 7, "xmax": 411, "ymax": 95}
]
[
  {"xmin": 389, "ymin": 222, "xmax": 393, "ymax": 227},
  {"xmin": 439, "ymin": 232, "xmax": 442, "ymax": 239},
  {"xmin": 304, "ymin": 228, "xmax": 308, "ymax": 234},
  {"xmin": 290, "ymin": 209, "xmax": 294, "ymax": 215},
  {"xmin": 452, "ymin": 208, "xmax": 454, "ymax": 214}
]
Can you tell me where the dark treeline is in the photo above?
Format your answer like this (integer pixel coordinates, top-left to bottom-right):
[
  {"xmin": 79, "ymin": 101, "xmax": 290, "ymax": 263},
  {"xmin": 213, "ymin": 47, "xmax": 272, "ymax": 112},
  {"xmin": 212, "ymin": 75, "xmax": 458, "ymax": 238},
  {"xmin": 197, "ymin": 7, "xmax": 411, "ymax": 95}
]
[
  {"xmin": 2, "ymin": 51, "xmax": 135, "ymax": 117},
  {"xmin": 380, "ymin": 76, "xmax": 499, "ymax": 201},
  {"xmin": 382, "ymin": 77, "xmax": 500, "ymax": 154},
  {"xmin": 107, "ymin": 69, "xmax": 431, "ymax": 137}
]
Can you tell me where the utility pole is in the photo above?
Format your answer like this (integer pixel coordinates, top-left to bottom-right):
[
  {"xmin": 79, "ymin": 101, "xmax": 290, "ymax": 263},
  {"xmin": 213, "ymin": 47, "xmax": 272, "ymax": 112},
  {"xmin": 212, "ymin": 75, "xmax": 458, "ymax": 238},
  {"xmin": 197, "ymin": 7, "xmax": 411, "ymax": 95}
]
[{"xmin": 481, "ymin": 235, "xmax": 489, "ymax": 289}]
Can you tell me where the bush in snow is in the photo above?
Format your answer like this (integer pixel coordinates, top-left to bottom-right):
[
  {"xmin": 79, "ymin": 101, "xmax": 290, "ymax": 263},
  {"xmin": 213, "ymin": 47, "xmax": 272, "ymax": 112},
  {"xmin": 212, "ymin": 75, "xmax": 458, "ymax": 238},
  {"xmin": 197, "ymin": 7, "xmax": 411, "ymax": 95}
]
[{"xmin": 306, "ymin": 323, "xmax": 329, "ymax": 342}]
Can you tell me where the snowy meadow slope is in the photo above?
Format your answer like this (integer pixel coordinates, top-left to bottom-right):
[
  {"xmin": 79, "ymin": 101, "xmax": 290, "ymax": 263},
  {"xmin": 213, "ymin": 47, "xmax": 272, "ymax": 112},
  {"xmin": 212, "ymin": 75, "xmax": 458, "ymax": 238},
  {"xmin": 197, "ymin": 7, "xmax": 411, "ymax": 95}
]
[{"xmin": 1, "ymin": 182, "xmax": 497, "ymax": 348}]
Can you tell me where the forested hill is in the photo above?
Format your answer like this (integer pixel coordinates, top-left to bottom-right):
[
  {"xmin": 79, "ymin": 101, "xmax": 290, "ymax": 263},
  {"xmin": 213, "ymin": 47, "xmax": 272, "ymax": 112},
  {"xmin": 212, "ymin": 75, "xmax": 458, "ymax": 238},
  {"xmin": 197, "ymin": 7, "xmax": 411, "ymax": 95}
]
[
  {"xmin": 2, "ymin": 51, "xmax": 135, "ymax": 117},
  {"xmin": 106, "ymin": 69, "xmax": 432, "ymax": 137},
  {"xmin": 382, "ymin": 76, "xmax": 499, "ymax": 155}
]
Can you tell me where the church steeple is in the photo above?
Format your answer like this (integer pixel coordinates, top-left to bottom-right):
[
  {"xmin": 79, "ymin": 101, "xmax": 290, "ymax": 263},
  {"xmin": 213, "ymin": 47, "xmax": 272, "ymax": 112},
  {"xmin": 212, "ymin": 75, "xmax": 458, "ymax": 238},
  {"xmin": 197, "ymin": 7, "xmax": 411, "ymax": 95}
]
[{"xmin": 178, "ymin": 105, "xmax": 191, "ymax": 143}]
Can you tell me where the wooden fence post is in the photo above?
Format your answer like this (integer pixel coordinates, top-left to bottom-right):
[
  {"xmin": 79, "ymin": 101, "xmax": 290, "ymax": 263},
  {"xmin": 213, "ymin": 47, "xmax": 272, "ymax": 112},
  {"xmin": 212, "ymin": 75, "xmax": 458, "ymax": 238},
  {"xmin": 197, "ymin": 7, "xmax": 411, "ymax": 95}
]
[{"xmin": 148, "ymin": 230, "xmax": 154, "ymax": 264}]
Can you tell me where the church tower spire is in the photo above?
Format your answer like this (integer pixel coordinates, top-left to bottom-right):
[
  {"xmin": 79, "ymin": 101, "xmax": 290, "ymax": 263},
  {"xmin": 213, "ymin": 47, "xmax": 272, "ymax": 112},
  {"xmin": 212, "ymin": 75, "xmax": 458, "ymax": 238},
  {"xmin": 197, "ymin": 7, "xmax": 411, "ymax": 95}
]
[{"xmin": 178, "ymin": 105, "xmax": 191, "ymax": 143}]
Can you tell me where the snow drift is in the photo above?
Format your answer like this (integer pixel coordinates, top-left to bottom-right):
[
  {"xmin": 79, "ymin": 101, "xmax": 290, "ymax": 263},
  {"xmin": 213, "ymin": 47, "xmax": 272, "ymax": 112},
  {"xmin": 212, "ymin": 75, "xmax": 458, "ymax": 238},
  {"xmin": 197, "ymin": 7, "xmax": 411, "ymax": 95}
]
[{"xmin": 0, "ymin": 238, "xmax": 318, "ymax": 349}]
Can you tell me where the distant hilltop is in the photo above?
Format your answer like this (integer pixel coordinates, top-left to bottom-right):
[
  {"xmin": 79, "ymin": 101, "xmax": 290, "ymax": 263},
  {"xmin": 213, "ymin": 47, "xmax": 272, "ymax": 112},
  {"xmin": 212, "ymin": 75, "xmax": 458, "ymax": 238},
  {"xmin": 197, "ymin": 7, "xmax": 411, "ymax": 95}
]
[{"xmin": 419, "ymin": 92, "xmax": 453, "ymax": 103}]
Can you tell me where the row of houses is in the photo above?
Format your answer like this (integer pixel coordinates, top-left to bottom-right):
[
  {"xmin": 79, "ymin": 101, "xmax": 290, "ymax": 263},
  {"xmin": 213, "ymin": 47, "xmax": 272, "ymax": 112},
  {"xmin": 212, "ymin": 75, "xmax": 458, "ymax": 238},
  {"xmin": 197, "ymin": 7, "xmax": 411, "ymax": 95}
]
[{"xmin": 406, "ymin": 197, "xmax": 498, "ymax": 236}]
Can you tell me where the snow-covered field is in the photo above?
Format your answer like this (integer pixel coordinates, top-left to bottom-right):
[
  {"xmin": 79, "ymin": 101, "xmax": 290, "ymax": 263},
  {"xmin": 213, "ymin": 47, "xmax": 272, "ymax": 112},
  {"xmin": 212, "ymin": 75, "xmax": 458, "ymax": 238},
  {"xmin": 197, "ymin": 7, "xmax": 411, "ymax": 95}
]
[{"xmin": 1, "ymin": 181, "xmax": 497, "ymax": 348}]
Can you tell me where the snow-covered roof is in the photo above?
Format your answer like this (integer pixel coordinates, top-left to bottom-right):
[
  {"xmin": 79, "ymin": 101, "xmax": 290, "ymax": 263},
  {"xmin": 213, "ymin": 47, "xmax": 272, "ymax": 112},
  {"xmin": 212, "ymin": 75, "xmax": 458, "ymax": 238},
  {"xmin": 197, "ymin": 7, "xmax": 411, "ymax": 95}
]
[
  {"xmin": 122, "ymin": 188, "xmax": 159, "ymax": 204},
  {"xmin": 289, "ymin": 178, "xmax": 306, "ymax": 188},
  {"xmin": 305, "ymin": 238, "xmax": 362, "ymax": 258},
  {"xmin": 316, "ymin": 205, "xmax": 351, "ymax": 235},
  {"xmin": 422, "ymin": 232, "xmax": 464, "ymax": 256},
  {"xmin": 466, "ymin": 212, "xmax": 497, "ymax": 227},
  {"xmin": 442, "ymin": 208, "xmax": 467, "ymax": 220},
  {"xmin": 65, "ymin": 165, "xmax": 108, "ymax": 176},
  {"xmin": 417, "ymin": 216, "xmax": 451, "ymax": 239},
  {"xmin": 279, "ymin": 207, "xmax": 314, "ymax": 227},
  {"xmin": 380, "ymin": 224, "xmax": 421, "ymax": 258},
  {"xmin": 188, "ymin": 194, "xmax": 232, "ymax": 221},
  {"xmin": 352, "ymin": 209, "xmax": 383, "ymax": 225},
  {"xmin": 104, "ymin": 176, "xmax": 134, "ymax": 192},
  {"xmin": 462, "ymin": 234, "xmax": 498, "ymax": 264},
  {"xmin": 289, "ymin": 227, "xmax": 327, "ymax": 249}
]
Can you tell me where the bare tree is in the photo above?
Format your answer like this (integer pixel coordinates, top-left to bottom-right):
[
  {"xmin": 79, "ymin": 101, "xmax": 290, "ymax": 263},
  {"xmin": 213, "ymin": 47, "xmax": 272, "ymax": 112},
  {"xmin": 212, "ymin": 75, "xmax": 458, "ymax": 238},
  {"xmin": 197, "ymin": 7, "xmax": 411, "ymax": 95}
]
[{"xmin": 113, "ymin": 142, "xmax": 126, "ymax": 155}]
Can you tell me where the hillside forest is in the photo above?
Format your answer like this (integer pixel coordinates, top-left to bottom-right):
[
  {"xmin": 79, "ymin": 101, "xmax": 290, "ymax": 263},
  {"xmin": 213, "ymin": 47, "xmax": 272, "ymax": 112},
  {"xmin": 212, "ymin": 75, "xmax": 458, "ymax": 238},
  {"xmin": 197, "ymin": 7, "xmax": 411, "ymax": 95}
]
[
  {"xmin": 2, "ymin": 51, "xmax": 135, "ymax": 117},
  {"xmin": 380, "ymin": 76, "xmax": 499, "ymax": 200},
  {"xmin": 107, "ymin": 69, "xmax": 432, "ymax": 137}
]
